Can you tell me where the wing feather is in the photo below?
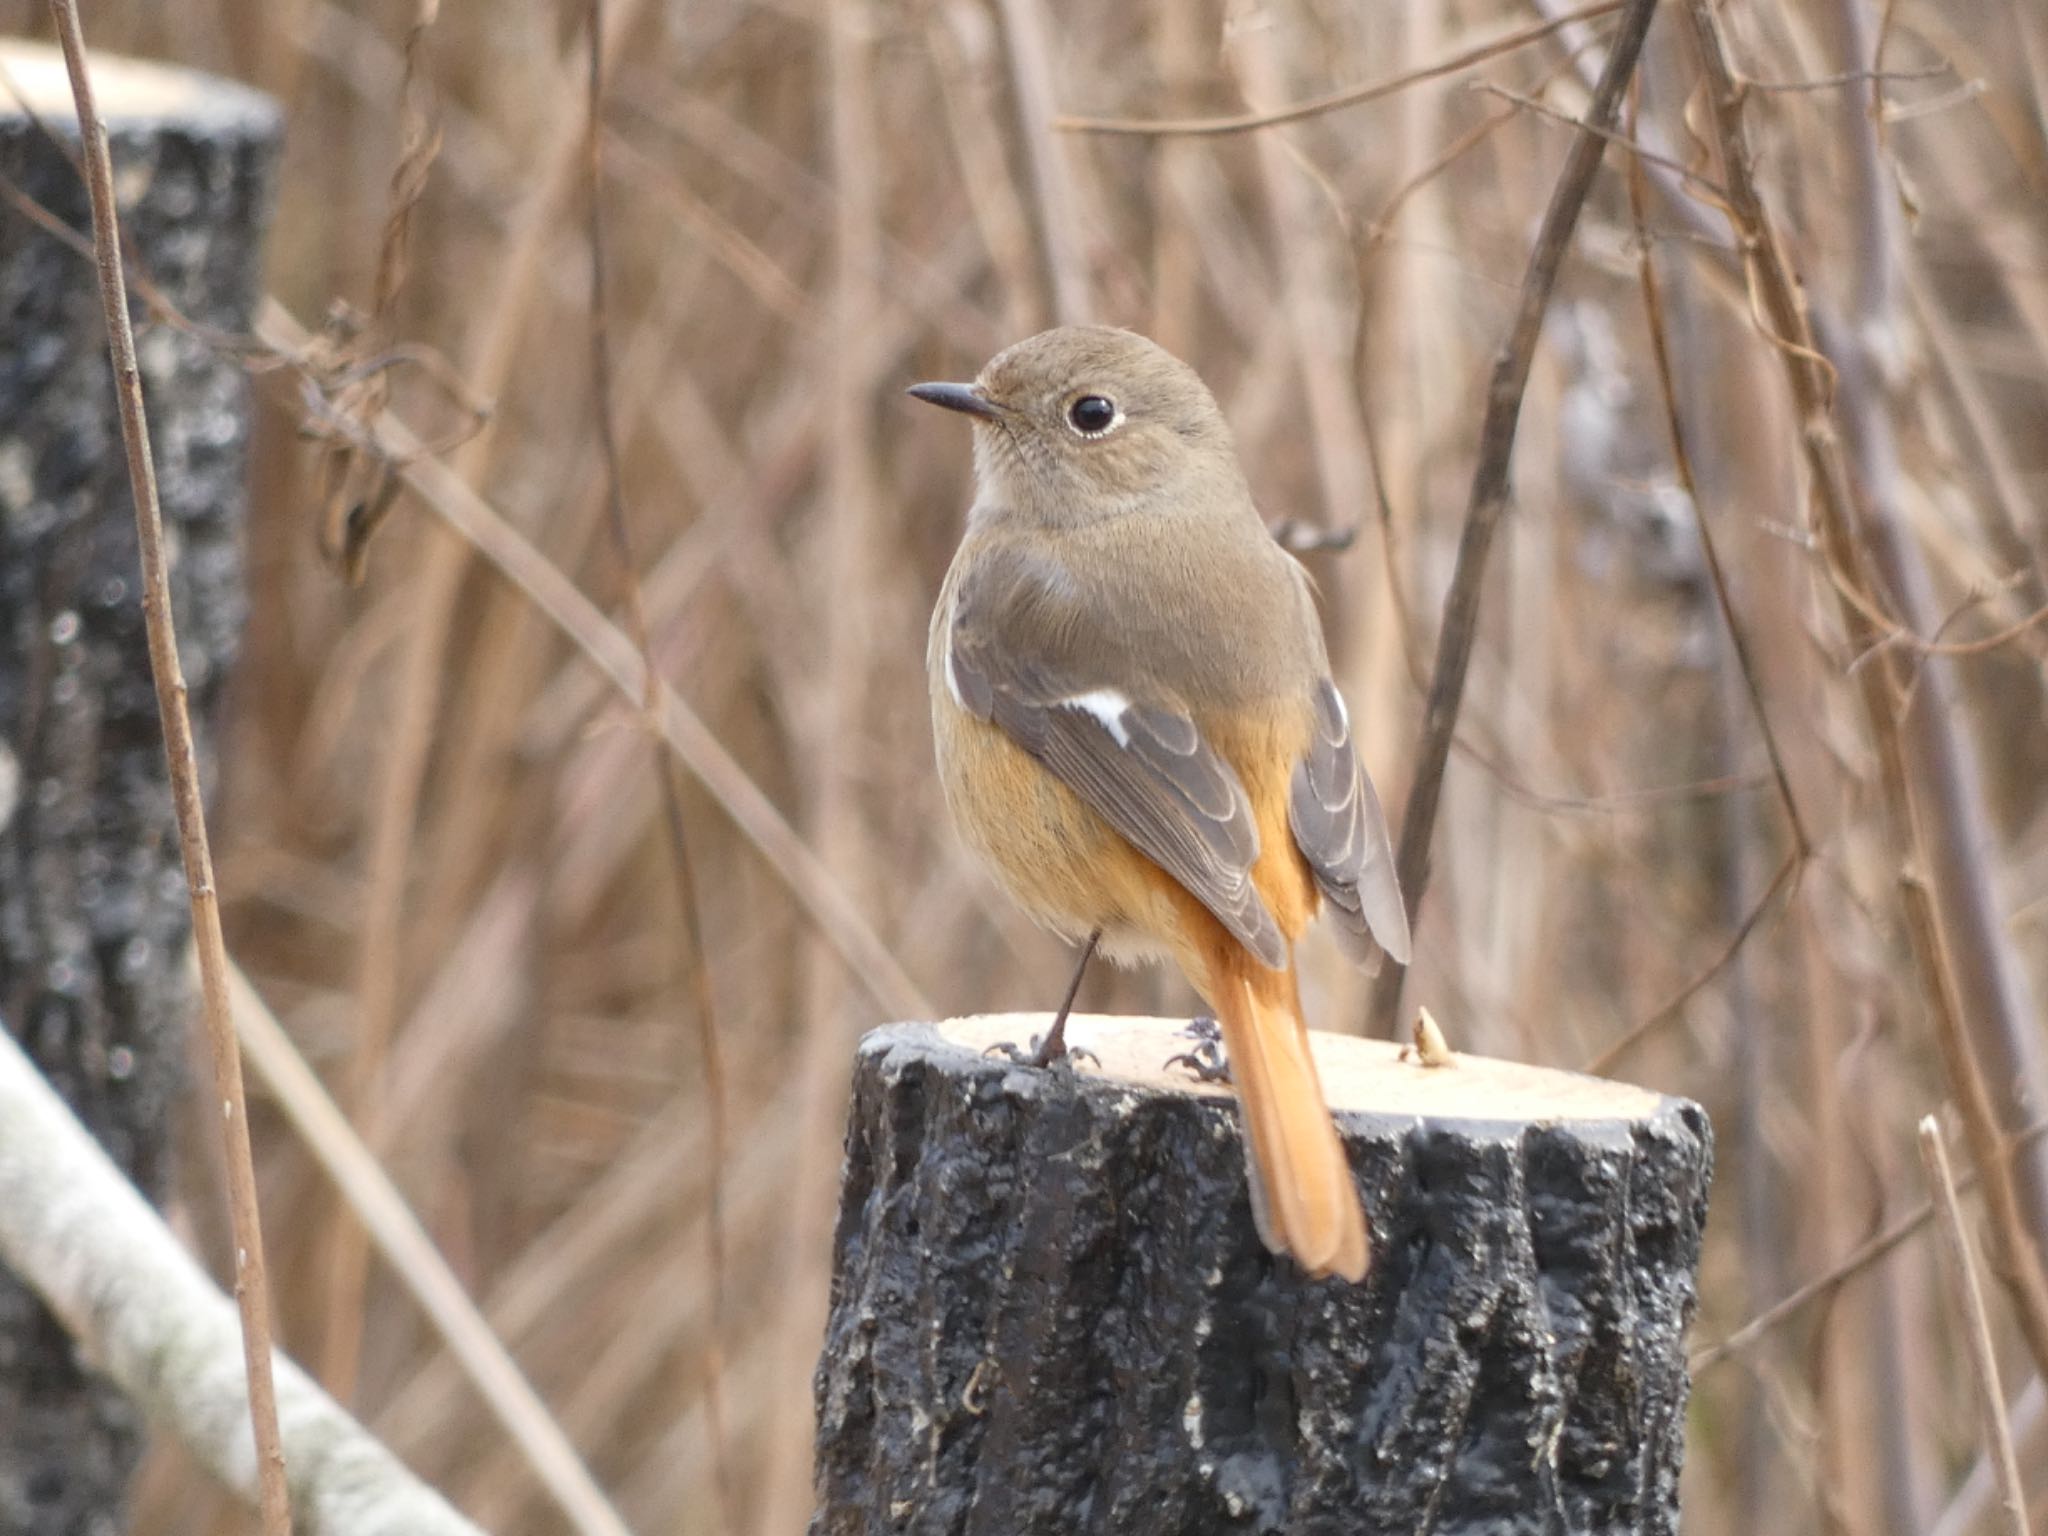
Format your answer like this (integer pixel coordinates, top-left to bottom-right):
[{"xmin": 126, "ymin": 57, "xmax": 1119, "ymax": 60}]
[{"xmin": 1288, "ymin": 679, "xmax": 1411, "ymax": 967}]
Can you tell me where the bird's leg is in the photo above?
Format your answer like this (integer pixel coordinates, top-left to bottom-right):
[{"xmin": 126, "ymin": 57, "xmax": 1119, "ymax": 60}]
[
  {"xmin": 1030, "ymin": 928, "xmax": 1101, "ymax": 1068},
  {"xmin": 1166, "ymin": 1015, "xmax": 1230, "ymax": 1083}
]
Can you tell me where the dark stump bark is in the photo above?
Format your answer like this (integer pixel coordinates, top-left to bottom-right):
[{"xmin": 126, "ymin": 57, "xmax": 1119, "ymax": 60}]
[
  {"xmin": 812, "ymin": 1015, "xmax": 1713, "ymax": 1536},
  {"xmin": 0, "ymin": 42, "xmax": 278, "ymax": 1536}
]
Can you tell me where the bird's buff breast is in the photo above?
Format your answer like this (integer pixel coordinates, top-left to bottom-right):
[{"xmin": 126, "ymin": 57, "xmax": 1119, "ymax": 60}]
[{"xmin": 930, "ymin": 689, "xmax": 1180, "ymax": 964}]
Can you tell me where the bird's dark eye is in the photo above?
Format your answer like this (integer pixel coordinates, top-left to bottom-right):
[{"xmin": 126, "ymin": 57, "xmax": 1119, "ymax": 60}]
[{"xmin": 1067, "ymin": 394, "xmax": 1119, "ymax": 437}]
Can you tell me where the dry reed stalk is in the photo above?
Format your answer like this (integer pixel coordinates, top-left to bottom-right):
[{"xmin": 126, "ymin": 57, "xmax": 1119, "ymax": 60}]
[
  {"xmin": 754, "ymin": 0, "xmax": 891, "ymax": 1522},
  {"xmin": 226, "ymin": 957, "xmax": 634, "ymax": 1536},
  {"xmin": 1226, "ymin": 19, "xmax": 1375, "ymax": 542},
  {"xmin": 325, "ymin": 0, "xmax": 653, "ymax": 1397},
  {"xmin": 582, "ymin": 6, "xmax": 734, "ymax": 1522},
  {"xmin": 926, "ymin": 0, "xmax": 1049, "ymax": 340},
  {"xmin": 43, "ymin": 11, "xmax": 290, "ymax": 1531}
]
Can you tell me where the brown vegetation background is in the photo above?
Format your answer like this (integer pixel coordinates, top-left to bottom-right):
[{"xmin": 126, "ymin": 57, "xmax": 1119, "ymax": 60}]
[{"xmin": 11, "ymin": 0, "xmax": 2048, "ymax": 1530}]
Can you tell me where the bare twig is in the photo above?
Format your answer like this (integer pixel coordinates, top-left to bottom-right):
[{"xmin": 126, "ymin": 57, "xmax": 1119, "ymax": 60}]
[
  {"xmin": 1692, "ymin": 1113, "xmax": 2048, "ymax": 1373},
  {"xmin": 584, "ymin": 9, "xmax": 733, "ymax": 1525},
  {"xmin": 1583, "ymin": 850, "xmax": 1799, "ymax": 1076},
  {"xmin": 1471, "ymin": 80, "xmax": 1732, "ymax": 200},
  {"xmin": 331, "ymin": 0, "xmax": 649, "ymax": 1396},
  {"xmin": 43, "ymin": 14, "xmax": 290, "ymax": 1532},
  {"xmin": 1365, "ymin": 0, "xmax": 1661, "ymax": 1036},
  {"xmin": 1918, "ymin": 1116, "xmax": 2032, "ymax": 1536},
  {"xmin": 1901, "ymin": 864, "xmax": 2048, "ymax": 1383},
  {"xmin": 316, "ymin": 0, "xmax": 447, "ymax": 580},
  {"xmin": 1056, "ymin": 0, "xmax": 1625, "ymax": 138},
  {"xmin": 318, "ymin": 0, "xmax": 449, "ymax": 1401},
  {"xmin": 1626, "ymin": 125, "xmax": 1807, "ymax": 857}
]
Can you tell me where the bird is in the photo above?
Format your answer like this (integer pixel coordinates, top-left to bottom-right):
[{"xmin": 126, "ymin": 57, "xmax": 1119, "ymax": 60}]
[{"xmin": 911, "ymin": 325, "xmax": 1411, "ymax": 1282}]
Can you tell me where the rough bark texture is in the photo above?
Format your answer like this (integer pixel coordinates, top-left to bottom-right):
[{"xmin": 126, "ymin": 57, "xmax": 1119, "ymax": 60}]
[
  {"xmin": 812, "ymin": 1019, "xmax": 1713, "ymax": 1536},
  {"xmin": 0, "ymin": 49, "xmax": 279, "ymax": 1536}
]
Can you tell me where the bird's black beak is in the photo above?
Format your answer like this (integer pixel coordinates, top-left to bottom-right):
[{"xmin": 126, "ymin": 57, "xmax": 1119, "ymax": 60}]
[{"xmin": 907, "ymin": 381, "xmax": 1002, "ymax": 421}]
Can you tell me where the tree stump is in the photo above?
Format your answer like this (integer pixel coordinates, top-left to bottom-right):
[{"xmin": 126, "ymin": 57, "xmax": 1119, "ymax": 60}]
[
  {"xmin": 812, "ymin": 1015, "xmax": 1713, "ymax": 1536},
  {"xmin": 0, "ymin": 43, "xmax": 278, "ymax": 1536}
]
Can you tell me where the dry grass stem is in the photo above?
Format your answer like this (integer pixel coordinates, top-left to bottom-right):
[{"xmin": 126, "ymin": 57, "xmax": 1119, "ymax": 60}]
[
  {"xmin": 583, "ymin": 5, "xmax": 734, "ymax": 1521},
  {"xmin": 259, "ymin": 294, "xmax": 933, "ymax": 1023}
]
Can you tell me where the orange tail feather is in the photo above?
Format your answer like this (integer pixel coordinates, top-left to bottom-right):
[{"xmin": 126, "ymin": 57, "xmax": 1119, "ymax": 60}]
[{"xmin": 1206, "ymin": 949, "xmax": 1368, "ymax": 1282}]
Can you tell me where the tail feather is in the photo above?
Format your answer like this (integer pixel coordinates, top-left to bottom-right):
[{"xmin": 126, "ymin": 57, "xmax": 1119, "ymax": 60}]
[{"xmin": 1209, "ymin": 961, "xmax": 1368, "ymax": 1282}]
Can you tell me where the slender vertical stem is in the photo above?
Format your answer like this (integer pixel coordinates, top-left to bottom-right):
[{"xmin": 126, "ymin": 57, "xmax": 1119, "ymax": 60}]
[
  {"xmin": 1367, "ymin": 0, "xmax": 1661, "ymax": 1035},
  {"xmin": 43, "ymin": 10, "xmax": 291, "ymax": 1533},
  {"xmin": 1917, "ymin": 1116, "xmax": 2032, "ymax": 1536}
]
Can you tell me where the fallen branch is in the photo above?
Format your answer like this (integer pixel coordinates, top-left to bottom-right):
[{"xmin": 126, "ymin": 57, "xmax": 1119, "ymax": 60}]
[{"xmin": 0, "ymin": 1025, "xmax": 483, "ymax": 1536}]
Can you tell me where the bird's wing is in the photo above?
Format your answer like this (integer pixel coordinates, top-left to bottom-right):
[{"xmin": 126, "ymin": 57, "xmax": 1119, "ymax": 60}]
[
  {"xmin": 945, "ymin": 555, "xmax": 1287, "ymax": 969},
  {"xmin": 1287, "ymin": 678, "xmax": 1411, "ymax": 968}
]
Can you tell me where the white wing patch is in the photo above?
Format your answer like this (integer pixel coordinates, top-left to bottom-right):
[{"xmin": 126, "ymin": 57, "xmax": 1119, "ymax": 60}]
[
  {"xmin": 945, "ymin": 647, "xmax": 966, "ymax": 708},
  {"xmin": 1062, "ymin": 689, "xmax": 1133, "ymax": 748}
]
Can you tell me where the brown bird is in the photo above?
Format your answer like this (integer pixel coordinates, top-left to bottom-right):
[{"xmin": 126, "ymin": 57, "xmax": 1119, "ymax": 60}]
[{"xmin": 912, "ymin": 326, "xmax": 1410, "ymax": 1282}]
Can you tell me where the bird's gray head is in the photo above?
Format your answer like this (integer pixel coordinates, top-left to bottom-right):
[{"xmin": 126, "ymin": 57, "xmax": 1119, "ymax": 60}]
[{"xmin": 908, "ymin": 326, "xmax": 1244, "ymax": 529}]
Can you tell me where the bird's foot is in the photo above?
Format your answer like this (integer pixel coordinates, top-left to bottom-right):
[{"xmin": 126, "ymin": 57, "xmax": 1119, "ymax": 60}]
[{"xmin": 1165, "ymin": 1016, "xmax": 1230, "ymax": 1083}]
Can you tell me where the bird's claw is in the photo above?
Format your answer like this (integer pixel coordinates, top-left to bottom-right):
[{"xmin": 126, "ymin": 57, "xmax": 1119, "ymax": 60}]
[
  {"xmin": 1165, "ymin": 1019, "xmax": 1230, "ymax": 1084},
  {"xmin": 985, "ymin": 1035, "xmax": 1098, "ymax": 1071}
]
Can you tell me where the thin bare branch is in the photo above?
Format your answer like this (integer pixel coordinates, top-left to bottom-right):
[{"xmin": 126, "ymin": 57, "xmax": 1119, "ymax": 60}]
[
  {"xmin": 1680, "ymin": 0, "xmax": 2048, "ymax": 1377},
  {"xmin": 991, "ymin": 0, "xmax": 1091, "ymax": 321},
  {"xmin": 1366, "ymin": 0, "xmax": 1662, "ymax": 1036},
  {"xmin": 1692, "ymin": 1115, "xmax": 2048, "ymax": 1373},
  {"xmin": 1583, "ymin": 850, "xmax": 1799, "ymax": 1076},
  {"xmin": 1626, "ymin": 121, "xmax": 1808, "ymax": 855},
  {"xmin": 1056, "ymin": 0, "xmax": 1625, "ymax": 138}
]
